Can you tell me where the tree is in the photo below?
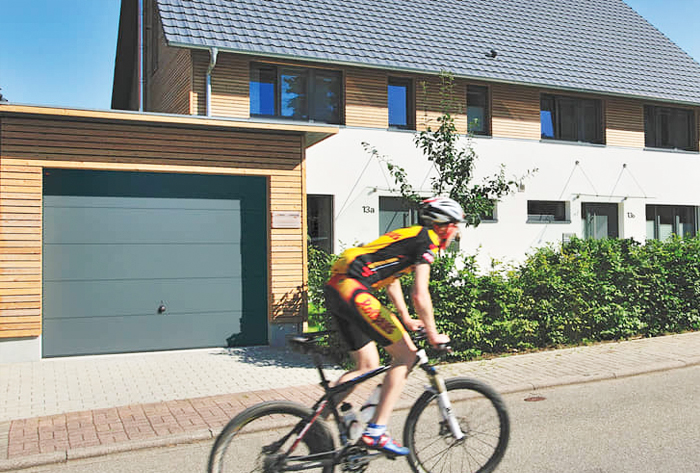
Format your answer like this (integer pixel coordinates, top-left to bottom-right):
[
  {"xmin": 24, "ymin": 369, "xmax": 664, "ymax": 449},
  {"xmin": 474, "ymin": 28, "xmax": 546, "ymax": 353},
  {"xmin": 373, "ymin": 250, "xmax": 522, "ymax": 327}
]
[
  {"xmin": 0, "ymin": 88, "xmax": 7, "ymax": 103},
  {"xmin": 365, "ymin": 71, "xmax": 534, "ymax": 227}
]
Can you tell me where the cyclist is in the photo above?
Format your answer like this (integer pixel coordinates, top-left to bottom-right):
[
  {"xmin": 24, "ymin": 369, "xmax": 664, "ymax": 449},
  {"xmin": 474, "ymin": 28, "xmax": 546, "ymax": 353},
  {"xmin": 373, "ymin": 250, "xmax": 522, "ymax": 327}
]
[{"xmin": 323, "ymin": 196, "xmax": 464, "ymax": 456}]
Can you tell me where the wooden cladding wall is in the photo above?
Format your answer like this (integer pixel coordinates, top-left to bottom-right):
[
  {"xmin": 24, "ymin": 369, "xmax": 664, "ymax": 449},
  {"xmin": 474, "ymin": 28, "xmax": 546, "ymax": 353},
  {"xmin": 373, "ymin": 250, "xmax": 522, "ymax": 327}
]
[
  {"xmin": 192, "ymin": 50, "xmax": 209, "ymax": 116},
  {"xmin": 211, "ymin": 54, "xmax": 250, "ymax": 119},
  {"xmin": 0, "ymin": 114, "xmax": 309, "ymax": 338},
  {"xmin": 345, "ymin": 67, "xmax": 388, "ymax": 128},
  {"xmin": 0, "ymin": 154, "xmax": 42, "ymax": 339},
  {"xmin": 491, "ymin": 83, "xmax": 541, "ymax": 140},
  {"xmin": 145, "ymin": 6, "xmax": 192, "ymax": 115},
  {"xmin": 415, "ymin": 75, "xmax": 468, "ymax": 134},
  {"xmin": 606, "ymin": 98, "xmax": 645, "ymax": 148}
]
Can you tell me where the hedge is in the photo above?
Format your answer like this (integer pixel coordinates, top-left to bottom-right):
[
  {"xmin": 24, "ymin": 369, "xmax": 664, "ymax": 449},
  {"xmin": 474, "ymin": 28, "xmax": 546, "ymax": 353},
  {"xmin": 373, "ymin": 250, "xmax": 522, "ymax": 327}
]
[{"xmin": 308, "ymin": 236, "xmax": 700, "ymax": 363}]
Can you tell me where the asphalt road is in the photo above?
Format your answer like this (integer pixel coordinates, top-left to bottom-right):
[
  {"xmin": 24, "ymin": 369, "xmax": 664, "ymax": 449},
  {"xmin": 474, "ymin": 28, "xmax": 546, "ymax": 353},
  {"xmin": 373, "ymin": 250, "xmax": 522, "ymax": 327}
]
[{"xmin": 18, "ymin": 364, "xmax": 700, "ymax": 473}]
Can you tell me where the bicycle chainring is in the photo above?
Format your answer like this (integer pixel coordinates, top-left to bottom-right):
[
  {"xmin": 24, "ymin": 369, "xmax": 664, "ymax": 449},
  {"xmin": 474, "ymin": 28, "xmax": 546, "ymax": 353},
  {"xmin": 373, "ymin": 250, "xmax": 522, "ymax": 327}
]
[{"xmin": 340, "ymin": 445, "xmax": 370, "ymax": 473}]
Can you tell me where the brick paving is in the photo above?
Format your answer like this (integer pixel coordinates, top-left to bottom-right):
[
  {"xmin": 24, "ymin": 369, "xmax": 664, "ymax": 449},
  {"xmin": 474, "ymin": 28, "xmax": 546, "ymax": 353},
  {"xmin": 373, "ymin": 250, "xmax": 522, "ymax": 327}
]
[{"xmin": 2, "ymin": 332, "xmax": 700, "ymax": 471}]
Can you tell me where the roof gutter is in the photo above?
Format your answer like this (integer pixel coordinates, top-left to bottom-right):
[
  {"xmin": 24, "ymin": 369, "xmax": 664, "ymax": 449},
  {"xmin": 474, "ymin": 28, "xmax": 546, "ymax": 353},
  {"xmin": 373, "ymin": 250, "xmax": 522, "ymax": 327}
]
[{"xmin": 206, "ymin": 47, "xmax": 219, "ymax": 116}]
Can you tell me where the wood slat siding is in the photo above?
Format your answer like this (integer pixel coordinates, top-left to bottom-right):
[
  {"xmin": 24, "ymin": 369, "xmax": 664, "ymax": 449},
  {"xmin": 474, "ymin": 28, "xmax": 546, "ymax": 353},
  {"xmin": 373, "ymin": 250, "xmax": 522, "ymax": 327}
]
[
  {"xmin": 211, "ymin": 54, "xmax": 250, "ymax": 119},
  {"xmin": 345, "ymin": 67, "xmax": 388, "ymax": 128},
  {"xmin": 0, "ymin": 113, "xmax": 309, "ymax": 339},
  {"xmin": 491, "ymin": 83, "xmax": 541, "ymax": 140},
  {"xmin": 0, "ymin": 148, "xmax": 43, "ymax": 337},
  {"xmin": 606, "ymin": 98, "xmax": 645, "ymax": 148},
  {"xmin": 415, "ymin": 75, "xmax": 468, "ymax": 134},
  {"xmin": 191, "ymin": 50, "xmax": 210, "ymax": 116},
  {"xmin": 146, "ymin": 8, "xmax": 191, "ymax": 114}
]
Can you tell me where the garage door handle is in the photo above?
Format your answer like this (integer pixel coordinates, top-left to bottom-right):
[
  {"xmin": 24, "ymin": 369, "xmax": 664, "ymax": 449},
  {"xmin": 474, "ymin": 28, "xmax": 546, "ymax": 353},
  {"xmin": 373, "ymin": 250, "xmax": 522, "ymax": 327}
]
[{"xmin": 158, "ymin": 302, "xmax": 167, "ymax": 314}]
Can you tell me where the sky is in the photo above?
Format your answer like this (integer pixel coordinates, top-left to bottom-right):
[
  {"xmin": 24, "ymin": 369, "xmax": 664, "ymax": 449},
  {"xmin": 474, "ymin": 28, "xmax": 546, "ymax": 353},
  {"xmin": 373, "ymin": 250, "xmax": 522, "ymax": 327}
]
[{"xmin": 0, "ymin": 0, "xmax": 698, "ymax": 110}]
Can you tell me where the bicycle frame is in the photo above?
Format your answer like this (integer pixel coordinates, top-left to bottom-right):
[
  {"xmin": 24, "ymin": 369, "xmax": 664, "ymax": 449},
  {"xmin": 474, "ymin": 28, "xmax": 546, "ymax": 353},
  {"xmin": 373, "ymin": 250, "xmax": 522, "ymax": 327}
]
[{"xmin": 271, "ymin": 344, "xmax": 464, "ymax": 471}]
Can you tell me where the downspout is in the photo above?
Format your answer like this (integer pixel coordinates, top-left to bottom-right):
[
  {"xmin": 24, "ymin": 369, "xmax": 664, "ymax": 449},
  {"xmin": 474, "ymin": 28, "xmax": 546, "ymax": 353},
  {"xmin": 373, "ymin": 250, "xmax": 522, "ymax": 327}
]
[{"xmin": 206, "ymin": 47, "xmax": 219, "ymax": 116}]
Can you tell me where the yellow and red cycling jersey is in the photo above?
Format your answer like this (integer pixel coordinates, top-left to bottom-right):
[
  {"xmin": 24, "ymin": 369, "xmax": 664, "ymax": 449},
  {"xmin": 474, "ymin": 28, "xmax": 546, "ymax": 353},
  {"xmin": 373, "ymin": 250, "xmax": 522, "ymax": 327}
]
[{"xmin": 331, "ymin": 225, "xmax": 440, "ymax": 289}]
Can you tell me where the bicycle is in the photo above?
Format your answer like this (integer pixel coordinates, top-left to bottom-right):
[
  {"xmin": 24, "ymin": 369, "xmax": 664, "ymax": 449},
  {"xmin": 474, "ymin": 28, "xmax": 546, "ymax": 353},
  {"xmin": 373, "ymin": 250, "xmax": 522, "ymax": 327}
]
[{"xmin": 208, "ymin": 330, "xmax": 510, "ymax": 473}]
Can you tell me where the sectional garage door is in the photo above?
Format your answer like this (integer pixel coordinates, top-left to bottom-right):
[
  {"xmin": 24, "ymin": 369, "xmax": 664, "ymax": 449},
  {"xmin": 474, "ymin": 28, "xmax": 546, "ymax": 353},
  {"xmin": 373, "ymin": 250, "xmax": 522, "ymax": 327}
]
[{"xmin": 42, "ymin": 169, "xmax": 268, "ymax": 357}]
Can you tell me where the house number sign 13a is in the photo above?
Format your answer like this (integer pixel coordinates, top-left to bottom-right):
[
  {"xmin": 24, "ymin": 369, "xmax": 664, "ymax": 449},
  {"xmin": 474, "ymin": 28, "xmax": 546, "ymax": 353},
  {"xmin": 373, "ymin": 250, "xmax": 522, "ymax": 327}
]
[{"xmin": 362, "ymin": 206, "xmax": 375, "ymax": 214}]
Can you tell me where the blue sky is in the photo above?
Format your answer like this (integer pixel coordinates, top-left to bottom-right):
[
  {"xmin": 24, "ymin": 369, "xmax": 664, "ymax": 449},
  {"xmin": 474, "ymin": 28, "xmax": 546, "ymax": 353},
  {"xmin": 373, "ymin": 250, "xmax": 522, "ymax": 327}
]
[{"xmin": 0, "ymin": 0, "xmax": 698, "ymax": 110}]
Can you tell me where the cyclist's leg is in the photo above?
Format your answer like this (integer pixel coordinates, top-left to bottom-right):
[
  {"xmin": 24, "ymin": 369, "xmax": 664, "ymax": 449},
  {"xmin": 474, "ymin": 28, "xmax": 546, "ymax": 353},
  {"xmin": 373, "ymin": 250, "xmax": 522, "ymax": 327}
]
[
  {"xmin": 323, "ymin": 281, "xmax": 381, "ymax": 401},
  {"xmin": 371, "ymin": 334, "xmax": 416, "ymax": 427},
  {"xmin": 342, "ymin": 288, "xmax": 413, "ymax": 455}
]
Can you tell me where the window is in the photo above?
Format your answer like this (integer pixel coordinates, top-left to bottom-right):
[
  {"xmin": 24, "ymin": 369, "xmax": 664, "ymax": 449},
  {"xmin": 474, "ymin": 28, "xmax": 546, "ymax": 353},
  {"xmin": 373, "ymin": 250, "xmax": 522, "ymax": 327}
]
[
  {"xmin": 527, "ymin": 200, "xmax": 568, "ymax": 223},
  {"xmin": 379, "ymin": 197, "xmax": 419, "ymax": 233},
  {"xmin": 582, "ymin": 203, "xmax": 619, "ymax": 239},
  {"xmin": 644, "ymin": 105, "xmax": 697, "ymax": 151},
  {"xmin": 467, "ymin": 85, "xmax": 490, "ymax": 135},
  {"xmin": 541, "ymin": 94, "xmax": 603, "ymax": 144},
  {"xmin": 388, "ymin": 77, "xmax": 414, "ymax": 129},
  {"xmin": 646, "ymin": 205, "xmax": 697, "ymax": 240},
  {"xmin": 250, "ymin": 64, "xmax": 342, "ymax": 124},
  {"xmin": 307, "ymin": 195, "xmax": 334, "ymax": 253}
]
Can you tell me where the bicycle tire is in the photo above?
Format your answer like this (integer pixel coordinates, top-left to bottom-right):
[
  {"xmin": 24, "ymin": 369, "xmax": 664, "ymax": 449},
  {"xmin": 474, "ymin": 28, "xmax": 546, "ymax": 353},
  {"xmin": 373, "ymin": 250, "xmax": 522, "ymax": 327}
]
[
  {"xmin": 208, "ymin": 400, "xmax": 335, "ymax": 473},
  {"xmin": 403, "ymin": 377, "xmax": 510, "ymax": 473}
]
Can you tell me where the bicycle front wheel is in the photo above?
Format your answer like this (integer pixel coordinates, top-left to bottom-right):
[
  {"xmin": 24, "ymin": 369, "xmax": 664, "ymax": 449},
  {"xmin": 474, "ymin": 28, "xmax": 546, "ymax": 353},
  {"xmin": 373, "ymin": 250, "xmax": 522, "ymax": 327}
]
[
  {"xmin": 208, "ymin": 400, "xmax": 335, "ymax": 473},
  {"xmin": 404, "ymin": 377, "xmax": 510, "ymax": 473}
]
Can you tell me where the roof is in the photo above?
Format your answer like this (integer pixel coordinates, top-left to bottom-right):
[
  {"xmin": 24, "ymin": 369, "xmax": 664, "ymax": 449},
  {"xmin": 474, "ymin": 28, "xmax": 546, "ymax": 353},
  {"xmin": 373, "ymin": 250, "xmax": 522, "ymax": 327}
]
[{"xmin": 155, "ymin": 0, "xmax": 700, "ymax": 106}]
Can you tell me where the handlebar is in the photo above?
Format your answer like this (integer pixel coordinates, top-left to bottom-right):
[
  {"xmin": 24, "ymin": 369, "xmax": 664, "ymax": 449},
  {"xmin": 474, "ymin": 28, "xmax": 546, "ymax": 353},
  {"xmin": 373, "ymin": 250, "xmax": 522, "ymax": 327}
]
[{"xmin": 412, "ymin": 327, "xmax": 452, "ymax": 353}]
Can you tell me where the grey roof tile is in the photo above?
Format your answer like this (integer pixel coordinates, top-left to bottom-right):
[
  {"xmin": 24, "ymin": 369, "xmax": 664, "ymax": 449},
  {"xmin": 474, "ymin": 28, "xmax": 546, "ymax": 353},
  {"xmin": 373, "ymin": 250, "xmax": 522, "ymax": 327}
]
[{"xmin": 155, "ymin": 0, "xmax": 700, "ymax": 105}]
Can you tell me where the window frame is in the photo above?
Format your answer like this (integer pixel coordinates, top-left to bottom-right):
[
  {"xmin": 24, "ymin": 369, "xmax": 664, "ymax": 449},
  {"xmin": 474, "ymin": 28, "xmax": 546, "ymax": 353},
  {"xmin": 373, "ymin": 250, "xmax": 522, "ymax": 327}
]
[
  {"xmin": 540, "ymin": 93, "xmax": 604, "ymax": 144},
  {"xmin": 387, "ymin": 77, "xmax": 415, "ymax": 130},
  {"xmin": 378, "ymin": 196, "xmax": 419, "ymax": 233},
  {"xmin": 467, "ymin": 84, "xmax": 491, "ymax": 136},
  {"xmin": 644, "ymin": 105, "xmax": 698, "ymax": 152},
  {"xmin": 307, "ymin": 194, "xmax": 335, "ymax": 254},
  {"xmin": 250, "ymin": 63, "xmax": 343, "ymax": 124},
  {"xmin": 646, "ymin": 204, "xmax": 698, "ymax": 240},
  {"xmin": 527, "ymin": 200, "xmax": 569, "ymax": 223}
]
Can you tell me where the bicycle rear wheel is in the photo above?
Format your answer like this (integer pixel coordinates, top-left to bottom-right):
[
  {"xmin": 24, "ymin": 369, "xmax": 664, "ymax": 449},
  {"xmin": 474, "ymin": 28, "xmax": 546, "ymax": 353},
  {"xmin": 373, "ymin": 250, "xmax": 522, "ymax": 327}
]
[
  {"xmin": 208, "ymin": 400, "xmax": 335, "ymax": 473},
  {"xmin": 404, "ymin": 377, "xmax": 510, "ymax": 473}
]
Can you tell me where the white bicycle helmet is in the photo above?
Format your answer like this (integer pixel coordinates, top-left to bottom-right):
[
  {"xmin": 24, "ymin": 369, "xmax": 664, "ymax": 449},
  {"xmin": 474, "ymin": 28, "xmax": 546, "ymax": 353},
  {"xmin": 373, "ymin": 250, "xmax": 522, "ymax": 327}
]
[{"xmin": 418, "ymin": 197, "xmax": 465, "ymax": 225}]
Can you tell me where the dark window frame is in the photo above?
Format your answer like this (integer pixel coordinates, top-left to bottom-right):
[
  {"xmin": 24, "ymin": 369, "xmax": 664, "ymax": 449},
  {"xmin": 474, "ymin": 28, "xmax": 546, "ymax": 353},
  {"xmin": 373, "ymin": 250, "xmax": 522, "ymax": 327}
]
[
  {"xmin": 540, "ymin": 94, "xmax": 604, "ymax": 144},
  {"xmin": 646, "ymin": 204, "xmax": 697, "ymax": 240},
  {"xmin": 527, "ymin": 200, "xmax": 569, "ymax": 223},
  {"xmin": 467, "ymin": 84, "xmax": 491, "ymax": 136},
  {"xmin": 307, "ymin": 194, "xmax": 334, "ymax": 254},
  {"xmin": 388, "ymin": 77, "xmax": 415, "ymax": 130},
  {"xmin": 250, "ymin": 63, "xmax": 343, "ymax": 125},
  {"xmin": 644, "ymin": 105, "xmax": 697, "ymax": 152}
]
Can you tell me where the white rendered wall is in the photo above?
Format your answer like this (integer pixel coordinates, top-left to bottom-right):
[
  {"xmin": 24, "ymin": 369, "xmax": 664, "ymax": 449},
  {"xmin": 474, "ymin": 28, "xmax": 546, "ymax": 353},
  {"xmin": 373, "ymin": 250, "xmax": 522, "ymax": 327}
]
[{"xmin": 307, "ymin": 128, "xmax": 700, "ymax": 269}]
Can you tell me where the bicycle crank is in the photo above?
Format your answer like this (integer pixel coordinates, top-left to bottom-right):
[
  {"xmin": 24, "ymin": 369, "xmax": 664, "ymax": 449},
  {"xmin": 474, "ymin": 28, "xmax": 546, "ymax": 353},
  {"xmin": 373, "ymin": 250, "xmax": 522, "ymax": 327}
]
[{"xmin": 340, "ymin": 445, "xmax": 371, "ymax": 473}]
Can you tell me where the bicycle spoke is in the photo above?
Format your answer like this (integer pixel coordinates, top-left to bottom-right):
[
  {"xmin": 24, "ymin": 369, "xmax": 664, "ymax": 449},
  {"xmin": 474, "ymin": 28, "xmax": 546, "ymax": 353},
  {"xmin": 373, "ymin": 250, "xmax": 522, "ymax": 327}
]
[{"xmin": 405, "ymin": 378, "xmax": 509, "ymax": 473}]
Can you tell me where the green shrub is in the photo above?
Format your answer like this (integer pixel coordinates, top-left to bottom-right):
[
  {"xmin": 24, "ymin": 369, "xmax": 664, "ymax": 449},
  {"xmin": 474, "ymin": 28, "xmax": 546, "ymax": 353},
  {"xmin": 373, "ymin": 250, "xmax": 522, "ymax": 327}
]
[{"xmin": 306, "ymin": 235, "xmax": 700, "ymax": 364}]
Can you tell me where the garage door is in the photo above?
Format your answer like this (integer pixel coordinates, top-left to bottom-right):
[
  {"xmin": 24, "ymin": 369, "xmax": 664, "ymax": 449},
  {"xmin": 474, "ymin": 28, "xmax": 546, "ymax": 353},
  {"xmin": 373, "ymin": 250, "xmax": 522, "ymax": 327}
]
[{"xmin": 42, "ymin": 169, "xmax": 267, "ymax": 357}]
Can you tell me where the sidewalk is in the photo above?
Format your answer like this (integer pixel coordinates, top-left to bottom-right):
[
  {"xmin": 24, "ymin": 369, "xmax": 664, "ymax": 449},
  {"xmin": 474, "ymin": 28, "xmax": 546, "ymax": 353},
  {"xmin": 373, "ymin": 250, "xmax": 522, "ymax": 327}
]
[{"xmin": 2, "ymin": 331, "xmax": 700, "ymax": 471}]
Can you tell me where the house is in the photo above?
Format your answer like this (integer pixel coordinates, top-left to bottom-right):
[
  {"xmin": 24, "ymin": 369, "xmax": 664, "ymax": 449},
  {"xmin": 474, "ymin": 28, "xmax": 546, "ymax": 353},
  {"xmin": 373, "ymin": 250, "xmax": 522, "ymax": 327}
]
[
  {"xmin": 7, "ymin": 0, "xmax": 687, "ymax": 360},
  {"xmin": 111, "ymin": 0, "xmax": 700, "ymax": 270}
]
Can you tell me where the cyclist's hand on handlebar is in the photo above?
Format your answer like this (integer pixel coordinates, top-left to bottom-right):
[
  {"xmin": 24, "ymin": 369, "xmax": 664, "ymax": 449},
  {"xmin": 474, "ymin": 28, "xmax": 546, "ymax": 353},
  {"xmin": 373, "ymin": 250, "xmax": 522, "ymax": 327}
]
[
  {"xmin": 403, "ymin": 317, "xmax": 425, "ymax": 332},
  {"xmin": 428, "ymin": 333, "xmax": 451, "ymax": 350}
]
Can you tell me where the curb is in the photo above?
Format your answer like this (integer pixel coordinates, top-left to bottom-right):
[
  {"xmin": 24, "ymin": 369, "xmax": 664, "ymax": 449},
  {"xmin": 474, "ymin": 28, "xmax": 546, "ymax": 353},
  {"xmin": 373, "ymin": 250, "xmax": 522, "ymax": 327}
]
[
  {"xmin": 0, "ymin": 429, "xmax": 215, "ymax": 472},
  {"xmin": 4, "ymin": 357, "xmax": 699, "ymax": 472}
]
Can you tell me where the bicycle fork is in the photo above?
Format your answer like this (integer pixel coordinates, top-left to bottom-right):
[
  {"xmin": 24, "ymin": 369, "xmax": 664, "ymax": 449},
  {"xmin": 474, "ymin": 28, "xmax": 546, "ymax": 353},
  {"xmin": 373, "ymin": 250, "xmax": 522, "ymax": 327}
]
[{"xmin": 416, "ymin": 349, "xmax": 465, "ymax": 441}]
